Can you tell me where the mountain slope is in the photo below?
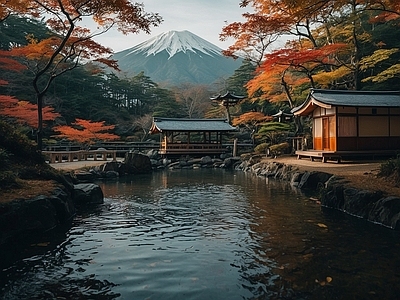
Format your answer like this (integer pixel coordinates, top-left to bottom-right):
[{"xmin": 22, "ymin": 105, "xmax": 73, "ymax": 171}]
[{"xmin": 111, "ymin": 30, "xmax": 242, "ymax": 86}]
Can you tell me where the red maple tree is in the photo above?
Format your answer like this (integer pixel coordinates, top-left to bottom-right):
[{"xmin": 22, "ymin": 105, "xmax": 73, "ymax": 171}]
[
  {"xmin": 53, "ymin": 119, "xmax": 119, "ymax": 145},
  {"xmin": 0, "ymin": 95, "xmax": 59, "ymax": 127}
]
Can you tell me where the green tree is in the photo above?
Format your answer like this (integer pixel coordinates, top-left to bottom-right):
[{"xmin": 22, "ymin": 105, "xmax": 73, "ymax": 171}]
[
  {"xmin": 0, "ymin": 16, "xmax": 51, "ymax": 50},
  {"xmin": 4, "ymin": 1, "xmax": 162, "ymax": 150}
]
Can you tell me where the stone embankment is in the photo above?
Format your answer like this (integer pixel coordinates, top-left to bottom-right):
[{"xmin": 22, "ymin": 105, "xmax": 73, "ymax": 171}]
[
  {"xmin": 0, "ymin": 176, "xmax": 104, "ymax": 246},
  {"xmin": 3, "ymin": 150, "xmax": 399, "ymax": 248},
  {"xmin": 235, "ymin": 157, "xmax": 400, "ymax": 230}
]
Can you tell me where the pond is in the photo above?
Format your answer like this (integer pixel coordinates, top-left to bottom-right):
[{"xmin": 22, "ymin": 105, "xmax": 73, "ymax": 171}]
[{"xmin": 1, "ymin": 168, "xmax": 400, "ymax": 299}]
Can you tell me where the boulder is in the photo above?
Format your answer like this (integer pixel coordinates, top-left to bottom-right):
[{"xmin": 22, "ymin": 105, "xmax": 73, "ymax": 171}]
[
  {"xmin": 100, "ymin": 161, "xmax": 121, "ymax": 173},
  {"xmin": 146, "ymin": 149, "xmax": 159, "ymax": 159},
  {"xmin": 298, "ymin": 171, "xmax": 333, "ymax": 190},
  {"xmin": 122, "ymin": 152, "xmax": 152, "ymax": 174},
  {"xmin": 73, "ymin": 183, "xmax": 104, "ymax": 205},
  {"xmin": 342, "ymin": 188, "xmax": 382, "ymax": 218},
  {"xmin": 0, "ymin": 187, "xmax": 75, "ymax": 245},
  {"xmin": 200, "ymin": 156, "xmax": 213, "ymax": 165},
  {"xmin": 221, "ymin": 157, "xmax": 241, "ymax": 169},
  {"xmin": 368, "ymin": 196, "xmax": 400, "ymax": 229}
]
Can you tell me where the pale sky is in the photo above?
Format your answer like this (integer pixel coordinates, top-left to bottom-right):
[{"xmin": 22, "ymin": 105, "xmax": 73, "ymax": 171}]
[{"xmin": 93, "ymin": 0, "xmax": 248, "ymax": 53}]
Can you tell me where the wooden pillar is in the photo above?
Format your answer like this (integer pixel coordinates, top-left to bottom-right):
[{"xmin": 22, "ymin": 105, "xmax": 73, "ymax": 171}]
[{"xmin": 233, "ymin": 138, "xmax": 238, "ymax": 157}]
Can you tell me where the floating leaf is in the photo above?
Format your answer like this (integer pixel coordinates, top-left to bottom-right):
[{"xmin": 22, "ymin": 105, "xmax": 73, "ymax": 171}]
[
  {"xmin": 326, "ymin": 276, "xmax": 333, "ymax": 283},
  {"xmin": 317, "ymin": 223, "xmax": 328, "ymax": 228},
  {"xmin": 33, "ymin": 242, "xmax": 50, "ymax": 247}
]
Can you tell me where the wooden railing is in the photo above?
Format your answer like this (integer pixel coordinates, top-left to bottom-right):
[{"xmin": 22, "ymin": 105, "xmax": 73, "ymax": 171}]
[
  {"xmin": 43, "ymin": 150, "xmax": 117, "ymax": 164},
  {"xmin": 160, "ymin": 142, "xmax": 226, "ymax": 154}
]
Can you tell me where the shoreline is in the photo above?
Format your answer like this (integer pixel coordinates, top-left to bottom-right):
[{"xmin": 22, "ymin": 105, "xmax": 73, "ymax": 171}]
[{"xmin": 50, "ymin": 154, "xmax": 400, "ymax": 197}]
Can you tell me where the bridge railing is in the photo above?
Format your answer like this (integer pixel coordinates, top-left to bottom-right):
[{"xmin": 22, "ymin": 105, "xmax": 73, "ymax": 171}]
[{"xmin": 43, "ymin": 150, "xmax": 117, "ymax": 164}]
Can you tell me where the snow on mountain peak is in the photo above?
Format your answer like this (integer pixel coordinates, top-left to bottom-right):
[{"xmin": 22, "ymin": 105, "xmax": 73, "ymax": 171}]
[{"xmin": 126, "ymin": 30, "xmax": 223, "ymax": 58}]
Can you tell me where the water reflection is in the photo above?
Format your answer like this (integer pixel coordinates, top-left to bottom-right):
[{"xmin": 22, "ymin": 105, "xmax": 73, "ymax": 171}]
[{"xmin": 1, "ymin": 168, "xmax": 400, "ymax": 299}]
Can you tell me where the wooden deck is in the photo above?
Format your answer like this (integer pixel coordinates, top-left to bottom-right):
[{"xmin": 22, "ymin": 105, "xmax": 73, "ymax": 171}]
[
  {"xmin": 296, "ymin": 150, "xmax": 398, "ymax": 163},
  {"xmin": 43, "ymin": 150, "xmax": 117, "ymax": 164}
]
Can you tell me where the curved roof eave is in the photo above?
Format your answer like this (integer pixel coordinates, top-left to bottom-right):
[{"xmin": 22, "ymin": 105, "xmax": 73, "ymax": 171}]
[{"xmin": 149, "ymin": 117, "xmax": 237, "ymax": 133}]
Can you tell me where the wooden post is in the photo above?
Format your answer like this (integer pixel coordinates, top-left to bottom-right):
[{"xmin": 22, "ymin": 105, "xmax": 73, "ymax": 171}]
[{"xmin": 233, "ymin": 138, "xmax": 238, "ymax": 157}]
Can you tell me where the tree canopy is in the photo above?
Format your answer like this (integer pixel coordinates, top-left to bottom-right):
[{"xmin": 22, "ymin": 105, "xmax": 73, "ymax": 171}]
[
  {"xmin": 1, "ymin": 0, "xmax": 162, "ymax": 149},
  {"xmin": 222, "ymin": 0, "xmax": 400, "ymax": 109}
]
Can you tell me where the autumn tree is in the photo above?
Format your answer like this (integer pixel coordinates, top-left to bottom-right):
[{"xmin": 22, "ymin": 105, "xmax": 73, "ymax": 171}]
[
  {"xmin": 220, "ymin": 2, "xmax": 292, "ymax": 65},
  {"xmin": 53, "ymin": 118, "xmax": 119, "ymax": 146},
  {"xmin": 0, "ymin": 95, "xmax": 59, "ymax": 127},
  {"xmin": 225, "ymin": 0, "xmax": 400, "ymax": 110},
  {"xmin": 5, "ymin": 1, "xmax": 162, "ymax": 150}
]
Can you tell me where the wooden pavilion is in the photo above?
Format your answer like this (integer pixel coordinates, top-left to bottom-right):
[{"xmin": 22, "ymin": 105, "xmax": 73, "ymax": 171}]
[
  {"xmin": 149, "ymin": 117, "xmax": 237, "ymax": 156},
  {"xmin": 292, "ymin": 89, "xmax": 400, "ymax": 162}
]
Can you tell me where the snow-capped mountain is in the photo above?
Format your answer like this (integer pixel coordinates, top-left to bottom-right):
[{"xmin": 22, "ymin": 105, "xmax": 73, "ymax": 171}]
[{"xmin": 111, "ymin": 30, "xmax": 242, "ymax": 86}]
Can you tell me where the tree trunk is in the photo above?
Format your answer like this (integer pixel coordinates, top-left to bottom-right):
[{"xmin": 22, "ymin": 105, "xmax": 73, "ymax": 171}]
[{"xmin": 37, "ymin": 94, "xmax": 43, "ymax": 151}]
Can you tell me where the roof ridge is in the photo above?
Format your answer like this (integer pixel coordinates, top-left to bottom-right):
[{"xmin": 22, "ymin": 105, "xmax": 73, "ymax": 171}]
[{"xmin": 312, "ymin": 88, "xmax": 400, "ymax": 95}]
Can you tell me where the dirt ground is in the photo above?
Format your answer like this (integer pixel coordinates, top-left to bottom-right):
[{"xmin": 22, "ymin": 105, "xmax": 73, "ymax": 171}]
[
  {"xmin": 268, "ymin": 155, "xmax": 400, "ymax": 197},
  {"xmin": 49, "ymin": 158, "xmax": 122, "ymax": 172}
]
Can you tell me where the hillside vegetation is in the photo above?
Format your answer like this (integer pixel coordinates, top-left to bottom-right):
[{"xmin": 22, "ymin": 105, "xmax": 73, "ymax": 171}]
[{"xmin": 0, "ymin": 121, "xmax": 62, "ymax": 201}]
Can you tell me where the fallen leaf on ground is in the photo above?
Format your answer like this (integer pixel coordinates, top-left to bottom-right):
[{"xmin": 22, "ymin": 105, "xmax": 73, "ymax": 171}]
[{"xmin": 317, "ymin": 223, "xmax": 328, "ymax": 228}]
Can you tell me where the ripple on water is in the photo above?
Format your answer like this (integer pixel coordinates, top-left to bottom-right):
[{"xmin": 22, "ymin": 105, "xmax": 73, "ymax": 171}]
[{"xmin": 3, "ymin": 170, "xmax": 400, "ymax": 299}]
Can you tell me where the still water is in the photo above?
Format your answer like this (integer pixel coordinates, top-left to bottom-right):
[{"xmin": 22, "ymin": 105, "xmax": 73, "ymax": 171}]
[{"xmin": 1, "ymin": 168, "xmax": 400, "ymax": 299}]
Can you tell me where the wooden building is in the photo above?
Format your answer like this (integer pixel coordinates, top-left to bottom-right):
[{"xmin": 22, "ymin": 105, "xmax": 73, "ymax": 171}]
[
  {"xmin": 149, "ymin": 117, "xmax": 237, "ymax": 156},
  {"xmin": 292, "ymin": 89, "xmax": 400, "ymax": 162}
]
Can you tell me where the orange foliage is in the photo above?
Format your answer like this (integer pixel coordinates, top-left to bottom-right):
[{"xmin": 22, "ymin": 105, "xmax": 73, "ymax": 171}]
[
  {"xmin": 246, "ymin": 43, "xmax": 348, "ymax": 103},
  {"xmin": 3, "ymin": 1, "xmax": 161, "ymax": 149},
  {"xmin": 5, "ymin": 0, "xmax": 162, "ymax": 65},
  {"xmin": 228, "ymin": 0, "xmax": 400, "ymax": 100},
  {"xmin": 0, "ymin": 95, "xmax": 59, "ymax": 127},
  {"xmin": 0, "ymin": 50, "xmax": 26, "ymax": 71},
  {"xmin": 261, "ymin": 43, "xmax": 348, "ymax": 70},
  {"xmin": 0, "ymin": 0, "xmax": 34, "ymax": 21},
  {"xmin": 53, "ymin": 119, "xmax": 119, "ymax": 145},
  {"xmin": 221, "ymin": 2, "xmax": 292, "ymax": 64},
  {"xmin": 232, "ymin": 112, "xmax": 272, "ymax": 127}
]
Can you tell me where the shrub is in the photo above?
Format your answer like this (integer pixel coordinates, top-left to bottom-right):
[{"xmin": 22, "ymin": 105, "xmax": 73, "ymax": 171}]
[
  {"xmin": 0, "ymin": 171, "xmax": 19, "ymax": 189},
  {"xmin": 254, "ymin": 142, "xmax": 269, "ymax": 154},
  {"xmin": 379, "ymin": 157, "xmax": 400, "ymax": 178},
  {"xmin": 269, "ymin": 142, "xmax": 290, "ymax": 157},
  {"xmin": 0, "ymin": 120, "xmax": 44, "ymax": 164},
  {"xmin": 0, "ymin": 147, "xmax": 11, "ymax": 169}
]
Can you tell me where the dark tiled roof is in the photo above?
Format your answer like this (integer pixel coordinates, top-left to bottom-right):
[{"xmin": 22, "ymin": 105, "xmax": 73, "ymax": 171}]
[
  {"xmin": 311, "ymin": 89, "xmax": 400, "ymax": 106},
  {"xmin": 150, "ymin": 118, "xmax": 237, "ymax": 133},
  {"xmin": 292, "ymin": 89, "xmax": 400, "ymax": 115}
]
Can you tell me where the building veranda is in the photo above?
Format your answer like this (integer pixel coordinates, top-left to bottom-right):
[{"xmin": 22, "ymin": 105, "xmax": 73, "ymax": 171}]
[{"xmin": 149, "ymin": 117, "xmax": 237, "ymax": 156}]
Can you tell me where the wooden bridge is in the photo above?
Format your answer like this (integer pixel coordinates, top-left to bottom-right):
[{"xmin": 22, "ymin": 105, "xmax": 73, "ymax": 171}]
[
  {"xmin": 43, "ymin": 149, "xmax": 117, "ymax": 164},
  {"xmin": 43, "ymin": 140, "xmax": 254, "ymax": 163}
]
